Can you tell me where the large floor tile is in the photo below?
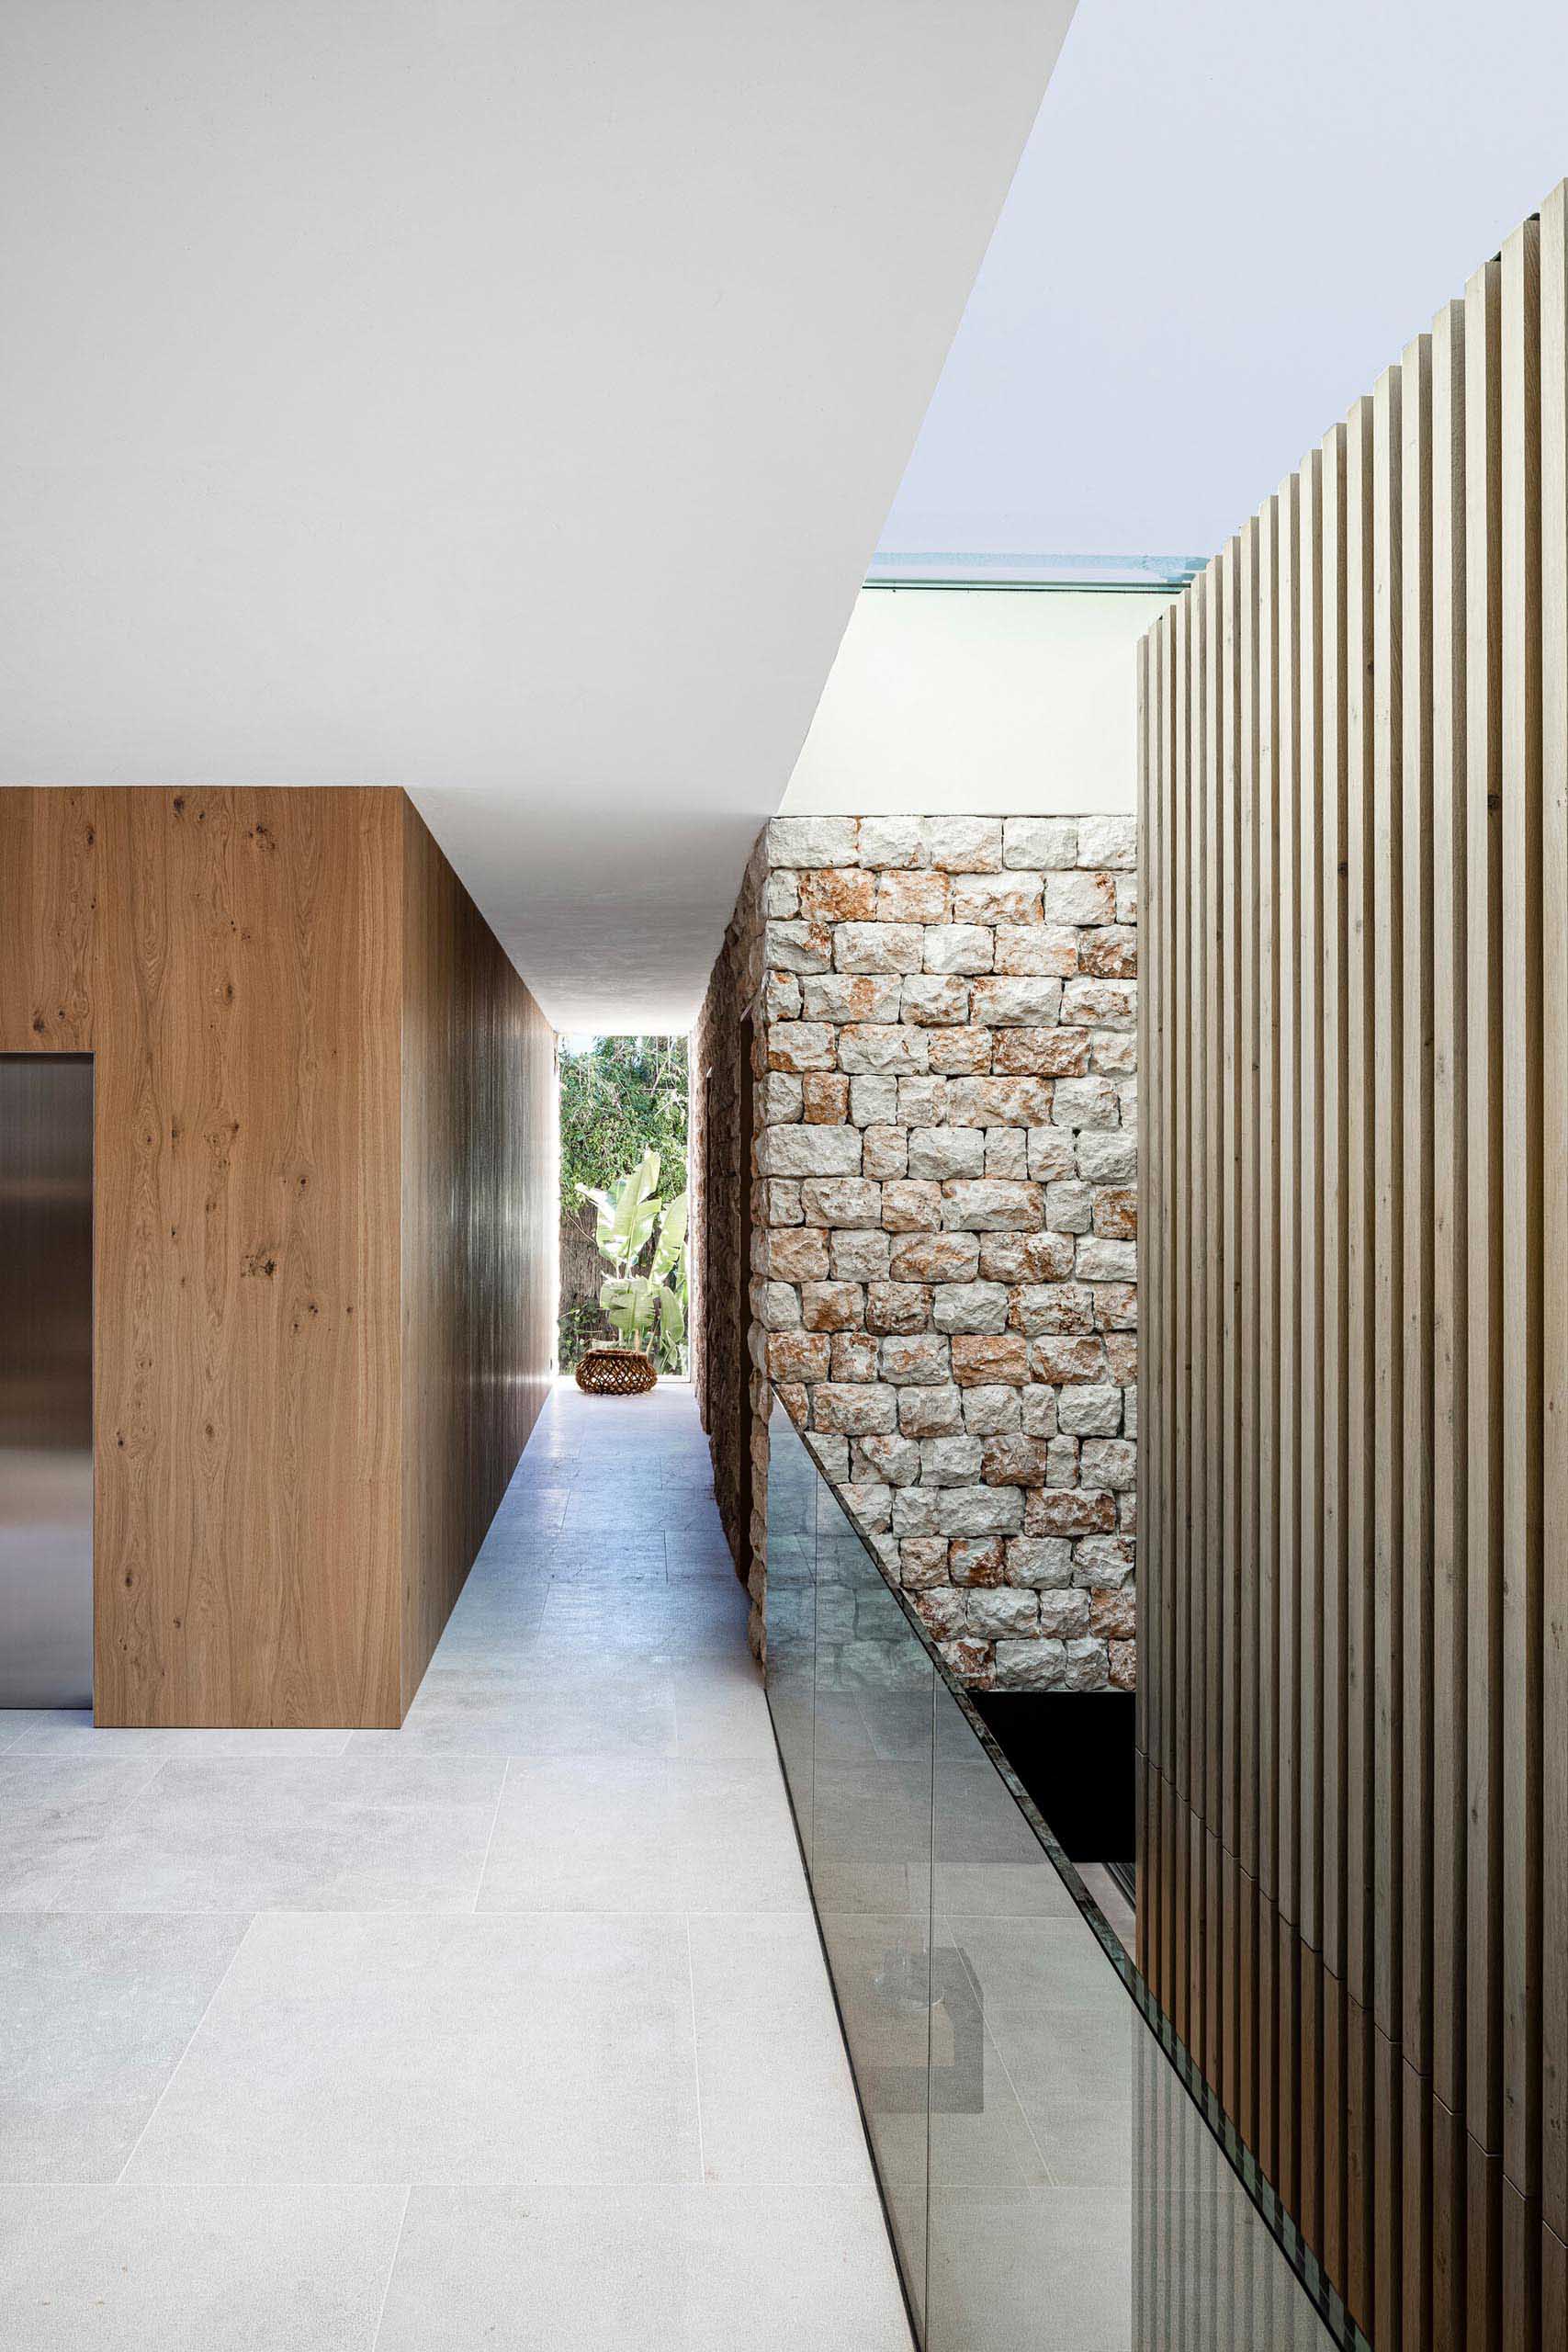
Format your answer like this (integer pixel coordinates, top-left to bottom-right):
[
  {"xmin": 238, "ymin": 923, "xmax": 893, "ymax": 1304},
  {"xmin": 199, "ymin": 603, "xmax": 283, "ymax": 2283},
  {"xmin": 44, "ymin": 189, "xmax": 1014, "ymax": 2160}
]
[
  {"xmin": 478, "ymin": 1756, "xmax": 807, "ymax": 1912},
  {"xmin": 0, "ymin": 1913, "xmax": 250, "ymax": 2182},
  {"xmin": 0, "ymin": 1758, "xmax": 164, "ymax": 1911},
  {"xmin": 6, "ymin": 1713, "xmax": 352, "ymax": 1758},
  {"xmin": 126, "ymin": 1909, "xmax": 702, "ymax": 2186},
  {"xmin": 44, "ymin": 1755, "xmax": 505, "ymax": 1913},
  {"xmin": 350, "ymin": 1670, "xmax": 677, "ymax": 1759},
  {"xmin": 374, "ymin": 2185, "xmax": 911, "ymax": 2352},
  {"xmin": 0, "ymin": 2185, "xmax": 406, "ymax": 2349},
  {"xmin": 688, "ymin": 1913, "xmax": 874, "ymax": 2188}
]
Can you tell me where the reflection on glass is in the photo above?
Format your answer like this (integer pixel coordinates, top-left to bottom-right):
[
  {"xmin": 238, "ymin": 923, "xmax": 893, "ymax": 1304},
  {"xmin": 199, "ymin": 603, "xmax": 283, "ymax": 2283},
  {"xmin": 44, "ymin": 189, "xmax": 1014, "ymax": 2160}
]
[{"xmin": 764, "ymin": 1390, "xmax": 1340, "ymax": 2352}]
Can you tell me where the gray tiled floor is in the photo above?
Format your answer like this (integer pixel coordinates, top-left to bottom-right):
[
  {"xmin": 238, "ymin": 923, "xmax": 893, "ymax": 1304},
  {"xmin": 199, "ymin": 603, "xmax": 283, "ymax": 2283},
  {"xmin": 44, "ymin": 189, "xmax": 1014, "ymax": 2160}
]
[{"xmin": 0, "ymin": 1378, "xmax": 910, "ymax": 2350}]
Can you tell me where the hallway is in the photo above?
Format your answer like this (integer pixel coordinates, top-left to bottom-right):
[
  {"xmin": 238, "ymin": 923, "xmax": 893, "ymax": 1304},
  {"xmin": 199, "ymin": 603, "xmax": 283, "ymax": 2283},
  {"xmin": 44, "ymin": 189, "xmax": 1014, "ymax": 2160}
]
[{"xmin": 0, "ymin": 1381, "xmax": 910, "ymax": 2349}]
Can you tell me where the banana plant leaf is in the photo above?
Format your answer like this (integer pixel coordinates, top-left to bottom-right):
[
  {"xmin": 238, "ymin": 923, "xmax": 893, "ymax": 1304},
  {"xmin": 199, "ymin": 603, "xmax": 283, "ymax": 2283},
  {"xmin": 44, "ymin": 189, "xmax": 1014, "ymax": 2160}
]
[{"xmin": 650, "ymin": 1190, "xmax": 688, "ymax": 1283}]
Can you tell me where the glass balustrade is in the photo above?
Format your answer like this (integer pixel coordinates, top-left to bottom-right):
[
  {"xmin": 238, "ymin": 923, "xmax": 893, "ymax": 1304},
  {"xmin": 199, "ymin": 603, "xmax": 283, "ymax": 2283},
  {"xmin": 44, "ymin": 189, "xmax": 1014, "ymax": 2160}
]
[{"xmin": 763, "ymin": 1386, "xmax": 1344, "ymax": 2352}]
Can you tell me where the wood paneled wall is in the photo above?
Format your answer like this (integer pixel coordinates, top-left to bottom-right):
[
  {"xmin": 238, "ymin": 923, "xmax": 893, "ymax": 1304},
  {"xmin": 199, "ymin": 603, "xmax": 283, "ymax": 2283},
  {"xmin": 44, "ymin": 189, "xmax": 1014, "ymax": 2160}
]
[
  {"xmin": 1136, "ymin": 183, "xmax": 1568, "ymax": 2349},
  {"xmin": 0, "ymin": 787, "xmax": 553, "ymax": 1726},
  {"xmin": 400, "ymin": 800, "xmax": 555, "ymax": 1710}
]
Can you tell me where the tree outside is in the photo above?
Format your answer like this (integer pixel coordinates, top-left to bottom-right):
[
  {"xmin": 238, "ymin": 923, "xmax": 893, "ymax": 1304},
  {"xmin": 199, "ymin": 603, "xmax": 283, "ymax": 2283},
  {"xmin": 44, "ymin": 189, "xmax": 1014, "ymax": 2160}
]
[{"xmin": 558, "ymin": 1035, "xmax": 689, "ymax": 1369}]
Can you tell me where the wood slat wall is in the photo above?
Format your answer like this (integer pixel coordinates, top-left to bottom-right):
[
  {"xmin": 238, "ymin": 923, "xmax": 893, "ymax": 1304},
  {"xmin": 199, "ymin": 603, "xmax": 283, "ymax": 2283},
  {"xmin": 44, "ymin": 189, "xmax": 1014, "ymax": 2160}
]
[{"xmin": 1137, "ymin": 182, "xmax": 1568, "ymax": 2349}]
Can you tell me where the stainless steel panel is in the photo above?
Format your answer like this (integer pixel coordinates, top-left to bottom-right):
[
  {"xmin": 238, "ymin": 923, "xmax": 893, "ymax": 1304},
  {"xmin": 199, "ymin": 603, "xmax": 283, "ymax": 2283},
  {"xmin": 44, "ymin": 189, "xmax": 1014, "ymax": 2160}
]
[{"xmin": 1, "ymin": 1054, "xmax": 93, "ymax": 1708}]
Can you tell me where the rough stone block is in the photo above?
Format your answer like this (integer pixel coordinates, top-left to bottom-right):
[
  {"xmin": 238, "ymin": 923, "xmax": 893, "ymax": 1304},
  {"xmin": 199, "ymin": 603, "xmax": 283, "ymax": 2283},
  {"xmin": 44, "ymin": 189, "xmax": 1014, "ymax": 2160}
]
[
  {"xmin": 1077, "ymin": 813, "xmax": 1137, "ymax": 869},
  {"xmin": 995, "ymin": 1028, "xmax": 1089, "ymax": 1078},
  {"xmin": 948, "ymin": 1536, "xmax": 1006, "ymax": 1588},
  {"xmin": 890, "ymin": 1486, "xmax": 942, "ymax": 1536},
  {"xmin": 1062, "ymin": 1637, "xmax": 1111, "ymax": 1690},
  {"xmin": 1030, "ymin": 1334, "xmax": 1109, "ymax": 1385},
  {"xmin": 1003, "ymin": 816, "xmax": 1077, "ymax": 868},
  {"xmin": 1036, "ymin": 1589, "xmax": 1092, "ymax": 1638},
  {"xmin": 848, "ymin": 1073, "xmax": 899, "ymax": 1126},
  {"xmin": 1062, "ymin": 977, "xmax": 1137, "ymax": 1030},
  {"xmin": 900, "ymin": 973, "xmax": 970, "ymax": 1024},
  {"xmin": 798, "ymin": 866, "xmax": 878, "ymax": 922},
  {"xmin": 802, "ymin": 975, "xmax": 903, "ymax": 1023},
  {"xmin": 830, "ymin": 1332, "xmax": 880, "ymax": 1383},
  {"xmin": 833, "ymin": 923, "xmax": 925, "ymax": 976},
  {"xmin": 762, "ymin": 1227, "xmax": 829, "ymax": 1283},
  {"xmin": 889, "ymin": 1232, "xmax": 980, "ymax": 1283},
  {"xmin": 1025, "ymin": 1487, "xmax": 1118, "ymax": 1537},
  {"xmin": 1026, "ymin": 1126, "xmax": 1079, "ymax": 1182},
  {"xmin": 1080, "ymin": 1437, "xmax": 1137, "ymax": 1492},
  {"xmin": 863, "ymin": 1125, "xmax": 908, "ymax": 1180},
  {"xmin": 1056, "ymin": 1384, "xmax": 1123, "ymax": 1436},
  {"xmin": 1073, "ymin": 1534, "xmax": 1136, "ymax": 1589},
  {"xmin": 764, "ymin": 919, "xmax": 832, "ymax": 973},
  {"xmin": 985, "ymin": 1130, "xmax": 1028, "ymax": 1180},
  {"xmin": 877, "ymin": 870, "xmax": 951, "ymax": 923},
  {"xmin": 922, "ymin": 924, "xmax": 995, "ymax": 976},
  {"xmin": 940, "ymin": 1180, "xmax": 1043, "ymax": 1232},
  {"xmin": 951, "ymin": 1332, "xmax": 1030, "ymax": 1386},
  {"xmin": 968, "ymin": 977, "xmax": 1063, "ymax": 1027},
  {"xmin": 764, "ymin": 869, "xmax": 801, "ymax": 919},
  {"xmin": 919, "ymin": 1433, "xmax": 984, "ymax": 1487},
  {"xmin": 812, "ymin": 1382, "xmax": 897, "ymax": 1436},
  {"xmin": 1006, "ymin": 1536, "xmax": 1073, "ymax": 1589},
  {"xmin": 961, "ymin": 1385, "xmax": 1021, "ymax": 1435},
  {"xmin": 1115, "ymin": 875, "xmax": 1138, "ymax": 923},
  {"xmin": 899, "ymin": 1535, "xmax": 949, "ymax": 1587},
  {"xmin": 980, "ymin": 1432, "xmax": 1051, "ymax": 1487},
  {"xmin": 951, "ymin": 871, "xmax": 1043, "ymax": 925},
  {"xmin": 1010, "ymin": 1282, "xmax": 1095, "ymax": 1338},
  {"xmin": 800, "ymin": 1072, "xmax": 851, "ymax": 1124},
  {"xmin": 766, "ymin": 1331, "xmax": 831, "ymax": 1383},
  {"xmin": 897, "ymin": 1385, "xmax": 964, "ymax": 1436},
  {"xmin": 1078, "ymin": 925, "xmax": 1137, "ymax": 979},
  {"xmin": 881, "ymin": 1181, "xmax": 943, "ymax": 1233},
  {"xmin": 1051, "ymin": 1076, "xmax": 1122, "ymax": 1130},
  {"xmin": 1043, "ymin": 868, "xmax": 1116, "ymax": 925},
  {"xmin": 762, "ymin": 972, "xmax": 803, "ymax": 1023},
  {"xmin": 768, "ymin": 1021, "xmax": 838, "ymax": 1072},
  {"xmin": 880, "ymin": 1332, "xmax": 951, "ymax": 1385},
  {"xmin": 1076, "ymin": 1129, "xmax": 1137, "ymax": 1182},
  {"xmin": 837, "ymin": 1023, "xmax": 930, "ymax": 1074},
  {"xmin": 769, "ymin": 815, "xmax": 860, "ymax": 867},
  {"xmin": 857, "ymin": 1432, "xmax": 922, "ymax": 1487},
  {"xmin": 865, "ymin": 1280, "xmax": 931, "ymax": 1335},
  {"xmin": 992, "ymin": 1638, "xmax": 1066, "ymax": 1690},
  {"xmin": 758, "ymin": 1282, "xmax": 802, "ymax": 1330},
  {"xmin": 912, "ymin": 1589, "xmax": 968, "ymax": 1639},
  {"xmin": 928, "ymin": 816, "xmax": 1003, "ymax": 872},
  {"xmin": 758, "ymin": 1124, "xmax": 861, "ymax": 1179},
  {"xmin": 801, "ymin": 1177, "xmax": 883, "ymax": 1227},
  {"xmin": 762, "ymin": 1180, "xmax": 805, "ymax": 1225},
  {"xmin": 1104, "ymin": 1333, "xmax": 1138, "ymax": 1385},
  {"xmin": 841, "ymin": 1481, "xmax": 893, "ymax": 1531},
  {"xmin": 966, "ymin": 1588, "xmax": 1040, "ymax": 1639},
  {"xmin": 928, "ymin": 1026, "xmax": 994, "ymax": 1075},
  {"xmin": 1077, "ymin": 1238, "xmax": 1136, "ymax": 1283},
  {"xmin": 897, "ymin": 1077, "xmax": 950, "ymax": 1125},
  {"xmin": 1044, "ymin": 1178, "xmax": 1093, "ymax": 1234},
  {"xmin": 1093, "ymin": 1189, "xmax": 1137, "ymax": 1240},
  {"xmin": 949, "ymin": 1076, "xmax": 1055, "ymax": 1126},
  {"xmin": 859, "ymin": 815, "xmax": 929, "ymax": 868},
  {"xmin": 908, "ymin": 1125, "xmax": 985, "ymax": 1182},
  {"xmin": 932, "ymin": 1280, "xmax": 1010, "ymax": 1335},
  {"xmin": 760, "ymin": 1072, "xmax": 804, "ymax": 1125},
  {"xmin": 1110, "ymin": 1639, "xmax": 1136, "ymax": 1690},
  {"xmin": 801, "ymin": 1281, "xmax": 864, "ymax": 1331},
  {"xmin": 993, "ymin": 924, "xmax": 1078, "ymax": 978},
  {"xmin": 935, "ymin": 1485, "xmax": 1025, "ymax": 1536},
  {"xmin": 980, "ymin": 1232, "xmax": 1076, "ymax": 1283},
  {"xmin": 1020, "ymin": 1384, "xmax": 1057, "ymax": 1440},
  {"xmin": 1090, "ymin": 1029, "xmax": 1137, "ymax": 1076},
  {"xmin": 829, "ymin": 1227, "xmax": 892, "ymax": 1281}
]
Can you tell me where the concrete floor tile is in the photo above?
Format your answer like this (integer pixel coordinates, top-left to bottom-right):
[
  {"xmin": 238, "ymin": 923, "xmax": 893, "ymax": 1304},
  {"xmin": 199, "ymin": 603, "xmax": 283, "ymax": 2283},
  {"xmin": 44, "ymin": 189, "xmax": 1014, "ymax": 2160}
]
[{"xmin": 126, "ymin": 1909, "xmax": 703, "ymax": 2187}]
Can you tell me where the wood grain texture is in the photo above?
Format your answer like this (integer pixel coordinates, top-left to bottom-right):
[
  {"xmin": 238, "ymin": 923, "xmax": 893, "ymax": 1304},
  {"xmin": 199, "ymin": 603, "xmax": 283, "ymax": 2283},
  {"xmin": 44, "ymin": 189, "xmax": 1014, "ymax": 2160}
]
[
  {"xmin": 400, "ymin": 797, "xmax": 554, "ymax": 1711},
  {"xmin": 0, "ymin": 786, "xmax": 553, "ymax": 1727},
  {"xmin": 1136, "ymin": 178, "xmax": 1568, "ymax": 2351}
]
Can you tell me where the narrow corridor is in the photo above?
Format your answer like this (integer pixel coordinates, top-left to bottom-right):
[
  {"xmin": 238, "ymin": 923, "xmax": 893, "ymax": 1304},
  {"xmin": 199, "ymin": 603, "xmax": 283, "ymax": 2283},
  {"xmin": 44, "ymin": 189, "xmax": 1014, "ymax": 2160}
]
[{"xmin": 0, "ymin": 1380, "xmax": 910, "ymax": 2349}]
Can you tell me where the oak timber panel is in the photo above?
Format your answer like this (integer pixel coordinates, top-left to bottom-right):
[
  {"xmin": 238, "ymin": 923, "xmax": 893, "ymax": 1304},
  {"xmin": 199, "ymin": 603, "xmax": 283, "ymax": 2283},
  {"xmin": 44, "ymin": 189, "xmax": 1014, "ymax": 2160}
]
[
  {"xmin": 0, "ymin": 787, "xmax": 403, "ymax": 1725},
  {"xmin": 399, "ymin": 798, "xmax": 554, "ymax": 1711},
  {"xmin": 1137, "ymin": 181, "xmax": 1568, "ymax": 2349}
]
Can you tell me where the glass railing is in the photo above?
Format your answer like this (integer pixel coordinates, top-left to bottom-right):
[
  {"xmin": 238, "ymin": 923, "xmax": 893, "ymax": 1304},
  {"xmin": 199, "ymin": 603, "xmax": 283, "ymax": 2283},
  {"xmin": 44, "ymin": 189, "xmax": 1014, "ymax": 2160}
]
[{"xmin": 764, "ymin": 1387, "xmax": 1342, "ymax": 2352}]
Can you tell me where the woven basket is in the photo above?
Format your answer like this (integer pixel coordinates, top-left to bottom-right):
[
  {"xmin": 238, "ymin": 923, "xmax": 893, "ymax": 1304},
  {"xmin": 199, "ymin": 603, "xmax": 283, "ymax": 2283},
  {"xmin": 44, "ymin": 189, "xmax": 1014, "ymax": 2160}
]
[{"xmin": 575, "ymin": 1345, "xmax": 658, "ymax": 1396}]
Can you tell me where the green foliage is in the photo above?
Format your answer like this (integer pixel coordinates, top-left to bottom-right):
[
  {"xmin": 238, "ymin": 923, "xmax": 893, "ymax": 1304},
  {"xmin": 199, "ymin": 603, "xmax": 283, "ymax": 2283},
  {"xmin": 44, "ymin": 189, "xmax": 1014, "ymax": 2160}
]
[
  {"xmin": 558, "ymin": 1035, "xmax": 688, "ymax": 1219},
  {"xmin": 578, "ymin": 1146, "xmax": 689, "ymax": 1368}
]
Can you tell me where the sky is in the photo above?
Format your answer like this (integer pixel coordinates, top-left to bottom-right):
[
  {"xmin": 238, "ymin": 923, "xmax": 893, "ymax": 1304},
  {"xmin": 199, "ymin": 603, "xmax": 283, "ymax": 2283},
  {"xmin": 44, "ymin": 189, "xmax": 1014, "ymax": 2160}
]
[{"xmin": 879, "ymin": 0, "xmax": 1568, "ymax": 568}]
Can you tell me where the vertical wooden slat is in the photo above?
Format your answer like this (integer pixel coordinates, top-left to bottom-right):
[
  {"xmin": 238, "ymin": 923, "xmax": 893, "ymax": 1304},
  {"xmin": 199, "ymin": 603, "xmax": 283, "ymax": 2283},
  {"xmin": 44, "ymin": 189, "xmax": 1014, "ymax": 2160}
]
[
  {"xmin": 1257, "ymin": 489, "xmax": 1281, "ymax": 2184},
  {"xmin": 1221, "ymin": 529, "xmax": 1245, "ymax": 2124},
  {"xmin": 1237, "ymin": 511, "xmax": 1262, "ymax": 2147},
  {"xmin": 1189, "ymin": 571, "xmax": 1209, "ymax": 2058},
  {"xmin": 1137, "ymin": 614, "xmax": 1158, "ymax": 1992},
  {"xmin": 1204, "ymin": 553, "xmax": 1226, "ymax": 2090},
  {"xmin": 1429, "ymin": 290, "xmax": 1470, "ymax": 2352},
  {"xmin": 1540, "ymin": 175, "xmax": 1568, "ymax": 2277},
  {"xmin": 1276, "ymin": 469, "xmax": 1302, "ymax": 2216},
  {"xmin": 1499, "ymin": 212, "xmax": 1543, "ymax": 2352}
]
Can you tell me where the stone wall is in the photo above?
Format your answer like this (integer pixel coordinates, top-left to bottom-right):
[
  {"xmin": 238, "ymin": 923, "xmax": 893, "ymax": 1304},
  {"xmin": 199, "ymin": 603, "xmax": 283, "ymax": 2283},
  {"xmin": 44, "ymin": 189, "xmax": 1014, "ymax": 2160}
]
[{"xmin": 751, "ymin": 811, "xmax": 1137, "ymax": 1692}]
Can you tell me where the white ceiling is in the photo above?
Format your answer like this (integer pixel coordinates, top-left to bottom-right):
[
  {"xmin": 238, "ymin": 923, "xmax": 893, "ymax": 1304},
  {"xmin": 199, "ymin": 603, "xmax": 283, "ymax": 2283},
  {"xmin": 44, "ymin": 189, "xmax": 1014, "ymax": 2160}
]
[{"xmin": 0, "ymin": 1, "xmax": 1075, "ymax": 1033}]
